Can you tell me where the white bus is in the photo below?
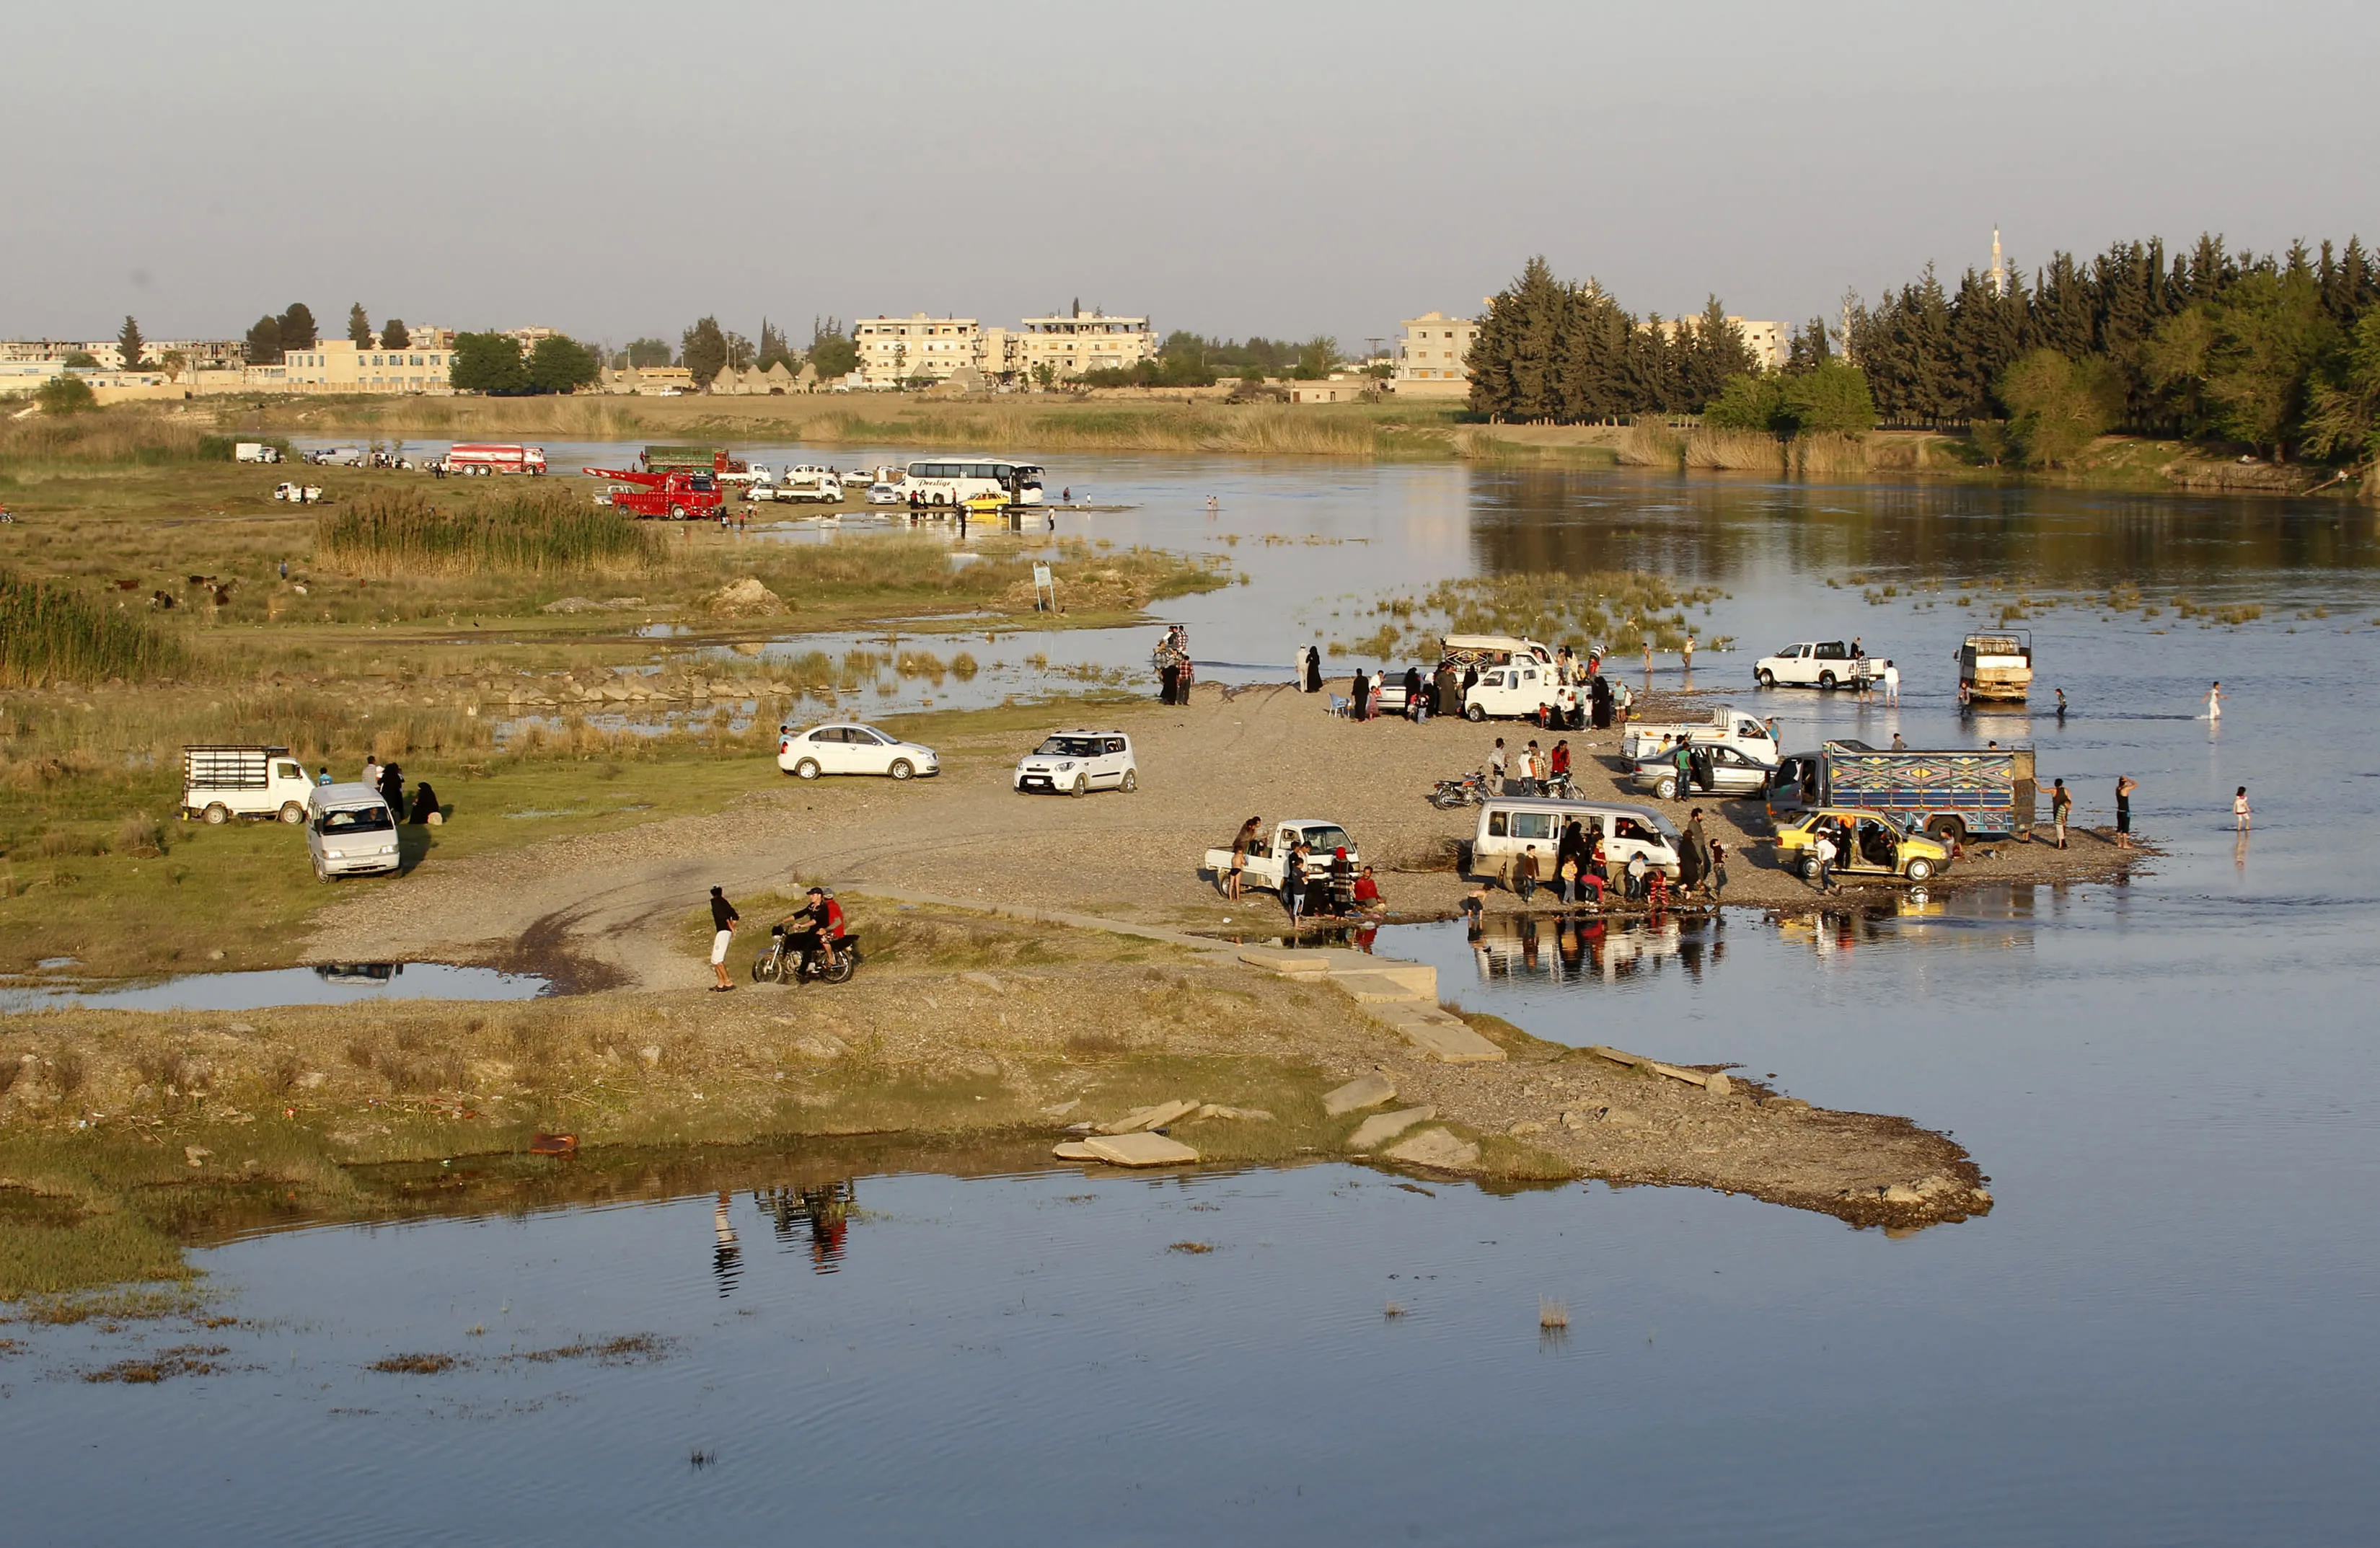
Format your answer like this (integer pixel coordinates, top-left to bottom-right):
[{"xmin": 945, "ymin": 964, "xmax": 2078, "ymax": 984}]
[{"xmin": 900, "ymin": 456, "xmax": 1045, "ymax": 507}]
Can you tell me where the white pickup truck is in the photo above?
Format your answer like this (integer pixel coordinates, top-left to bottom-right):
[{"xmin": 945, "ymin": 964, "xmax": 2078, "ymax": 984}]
[
  {"xmin": 182, "ymin": 745, "xmax": 316, "ymax": 824},
  {"xmin": 1755, "ymin": 640, "xmax": 1873, "ymax": 690},
  {"xmin": 751, "ymin": 466, "xmax": 845, "ymax": 503},
  {"xmin": 1621, "ymin": 705, "xmax": 1779, "ymax": 763},
  {"xmin": 1202, "ymin": 818, "xmax": 1359, "ymax": 894}
]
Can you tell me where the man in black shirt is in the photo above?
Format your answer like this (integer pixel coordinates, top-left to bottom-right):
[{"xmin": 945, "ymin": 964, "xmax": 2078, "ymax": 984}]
[{"xmin": 708, "ymin": 886, "xmax": 739, "ymax": 991}]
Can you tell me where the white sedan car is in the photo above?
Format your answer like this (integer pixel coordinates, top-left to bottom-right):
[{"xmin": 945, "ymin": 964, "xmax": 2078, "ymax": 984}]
[
  {"xmin": 1015, "ymin": 730, "xmax": 1137, "ymax": 796},
  {"xmin": 865, "ymin": 482, "xmax": 904, "ymax": 505},
  {"xmin": 777, "ymin": 722, "xmax": 939, "ymax": 781}
]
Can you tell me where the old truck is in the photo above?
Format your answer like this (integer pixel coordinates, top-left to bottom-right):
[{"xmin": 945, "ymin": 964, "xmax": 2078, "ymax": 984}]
[
  {"xmin": 1202, "ymin": 818, "xmax": 1360, "ymax": 894},
  {"xmin": 182, "ymin": 745, "xmax": 316, "ymax": 824},
  {"xmin": 233, "ymin": 441, "xmax": 283, "ymax": 464},
  {"xmin": 1620, "ymin": 704, "xmax": 1779, "ymax": 763},
  {"xmin": 1959, "ymin": 629, "xmax": 2033, "ymax": 702},
  {"xmin": 586, "ymin": 465, "xmax": 727, "ymax": 520},
  {"xmin": 1766, "ymin": 740, "xmax": 2036, "ymax": 843},
  {"xmin": 643, "ymin": 446, "xmax": 748, "ymax": 476}
]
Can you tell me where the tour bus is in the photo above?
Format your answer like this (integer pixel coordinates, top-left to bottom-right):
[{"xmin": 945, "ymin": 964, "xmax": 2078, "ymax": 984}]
[{"xmin": 899, "ymin": 456, "xmax": 1045, "ymax": 507}]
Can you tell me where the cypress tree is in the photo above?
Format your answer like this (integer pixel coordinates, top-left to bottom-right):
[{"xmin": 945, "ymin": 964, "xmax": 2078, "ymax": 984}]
[{"xmin": 116, "ymin": 315, "xmax": 146, "ymax": 371}]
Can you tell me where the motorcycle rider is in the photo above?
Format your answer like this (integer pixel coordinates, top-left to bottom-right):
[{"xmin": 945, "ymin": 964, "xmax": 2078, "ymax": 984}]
[{"xmin": 779, "ymin": 886, "xmax": 847, "ymax": 978}]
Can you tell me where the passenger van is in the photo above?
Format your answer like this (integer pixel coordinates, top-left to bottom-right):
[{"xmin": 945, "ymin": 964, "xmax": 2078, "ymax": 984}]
[
  {"xmin": 306, "ymin": 783, "xmax": 400, "ymax": 884},
  {"xmin": 1470, "ymin": 797, "xmax": 1682, "ymax": 885}
]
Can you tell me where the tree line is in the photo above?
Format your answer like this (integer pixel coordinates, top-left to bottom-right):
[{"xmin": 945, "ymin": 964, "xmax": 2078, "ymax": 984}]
[
  {"xmin": 1846, "ymin": 234, "xmax": 2380, "ymax": 464},
  {"xmin": 1466, "ymin": 257, "xmax": 1764, "ymax": 423}
]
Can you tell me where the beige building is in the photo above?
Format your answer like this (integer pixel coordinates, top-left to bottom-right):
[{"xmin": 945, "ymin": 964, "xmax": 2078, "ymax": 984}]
[
  {"xmin": 854, "ymin": 315, "xmax": 982, "ymax": 386},
  {"xmin": 1393, "ymin": 311, "xmax": 1480, "ymax": 398},
  {"xmin": 1287, "ymin": 376, "xmax": 1378, "ymax": 404},
  {"xmin": 996, "ymin": 311, "xmax": 1156, "ymax": 380},
  {"xmin": 599, "ymin": 365, "xmax": 697, "ymax": 395},
  {"xmin": 279, "ymin": 338, "xmax": 457, "ymax": 394}
]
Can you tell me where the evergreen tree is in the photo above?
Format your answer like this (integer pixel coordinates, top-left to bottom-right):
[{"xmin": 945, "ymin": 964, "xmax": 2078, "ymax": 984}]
[
  {"xmin": 757, "ymin": 319, "xmax": 795, "ymax": 371},
  {"xmin": 2034, "ymin": 252, "xmax": 2095, "ymax": 360},
  {"xmin": 382, "ymin": 319, "xmax": 410, "ymax": 349},
  {"xmin": 278, "ymin": 303, "xmax": 317, "ymax": 352},
  {"xmin": 2303, "ymin": 309, "xmax": 2380, "ymax": 463},
  {"xmin": 2199, "ymin": 267, "xmax": 2338, "ymax": 460},
  {"xmin": 244, "ymin": 314, "xmax": 283, "ymax": 365},
  {"xmin": 1786, "ymin": 319, "xmax": 1832, "ymax": 371},
  {"xmin": 807, "ymin": 319, "xmax": 858, "ymax": 380},
  {"xmin": 622, "ymin": 337, "xmax": 675, "ymax": 369},
  {"xmin": 348, "ymin": 303, "xmax": 372, "ymax": 347},
  {"xmin": 680, "ymin": 317, "xmax": 728, "ymax": 389},
  {"xmin": 116, "ymin": 315, "xmax": 146, "ymax": 371},
  {"xmin": 1681, "ymin": 296, "xmax": 1756, "ymax": 407}
]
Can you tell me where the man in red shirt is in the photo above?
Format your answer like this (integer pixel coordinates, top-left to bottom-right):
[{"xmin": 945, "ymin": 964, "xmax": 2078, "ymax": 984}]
[{"xmin": 783, "ymin": 886, "xmax": 846, "ymax": 976}]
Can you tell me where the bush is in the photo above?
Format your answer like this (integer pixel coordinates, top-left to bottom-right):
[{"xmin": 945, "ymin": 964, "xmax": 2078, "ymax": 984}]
[
  {"xmin": 315, "ymin": 490, "xmax": 664, "ymax": 578},
  {"xmin": 1999, "ymin": 349, "xmax": 2125, "ymax": 467},
  {"xmin": 34, "ymin": 376, "xmax": 97, "ymax": 415}
]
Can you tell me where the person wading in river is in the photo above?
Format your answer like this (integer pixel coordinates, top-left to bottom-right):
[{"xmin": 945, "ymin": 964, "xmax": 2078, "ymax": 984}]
[{"xmin": 2116, "ymin": 776, "xmax": 2138, "ymax": 849}]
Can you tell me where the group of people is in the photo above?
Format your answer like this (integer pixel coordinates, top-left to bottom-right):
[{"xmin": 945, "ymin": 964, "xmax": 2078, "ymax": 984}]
[
  {"xmin": 1495, "ymin": 808, "xmax": 1727, "ymax": 913},
  {"xmin": 1223, "ymin": 815, "xmax": 1383, "ymax": 925},
  {"xmin": 1283, "ymin": 644, "xmax": 1630, "ymax": 733},
  {"xmin": 1152, "ymin": 626, "xmax": 1194, "ymax": 704},
  {"xmin": 705, "ymin": 883, "xmax": 847, "ymax": 991},
  {"xmin": 1485, "ymin": 736, "xmax": 1571, "ymax": 795},
  {"xmin": 332, "ymin": 756, "xmax": 441, "ymax": 825}
]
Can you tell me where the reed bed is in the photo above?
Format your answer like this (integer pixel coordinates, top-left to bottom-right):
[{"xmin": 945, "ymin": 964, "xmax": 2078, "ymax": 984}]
[
  {"xmin": 0, "ymin": 408, "xmax": 230, "ymax": 469},
  {"xmin": 314, "ymin": 490, "xmax": 664, "ymax": 578},
  {"xmin": 1684, "ymin": 428, "xmax": 1789, "ymax": 471},
  {"xmin": 0, "ymin": 570, "xmax": 190, "ymax": 687}
]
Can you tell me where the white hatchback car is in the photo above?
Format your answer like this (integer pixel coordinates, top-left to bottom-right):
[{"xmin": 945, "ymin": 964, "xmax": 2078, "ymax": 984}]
[
  {"xmin": 1015, "ymin": 730, "xmax": 1137, "ymax": 796},
  {"xmin": 777, "ymin": 722, "xmax": 940, "ymax": 781}
]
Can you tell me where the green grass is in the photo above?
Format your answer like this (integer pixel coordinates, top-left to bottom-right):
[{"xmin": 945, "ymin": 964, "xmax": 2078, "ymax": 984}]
[
  {"xmin": 0, "ymin": 570, "xmax": 190, "ymax": 687},
  {"xmin": 315, "ymin": 488, "xmax": 664, "ymax": 578}
]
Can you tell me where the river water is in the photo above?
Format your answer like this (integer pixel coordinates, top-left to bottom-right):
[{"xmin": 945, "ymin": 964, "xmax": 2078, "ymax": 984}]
[{"xmin": 15, "ymin": 452, "xmax": 2378, "ymax": 1544}]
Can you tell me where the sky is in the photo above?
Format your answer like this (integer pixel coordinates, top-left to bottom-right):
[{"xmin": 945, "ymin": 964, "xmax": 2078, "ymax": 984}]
[{"xmin": 6, "ymin": 0, "xmax": 2377, "ymax": 352}]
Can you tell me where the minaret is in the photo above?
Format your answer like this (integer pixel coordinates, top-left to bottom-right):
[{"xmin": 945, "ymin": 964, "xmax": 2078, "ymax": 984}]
[{"xmin": 1989, "ymin": 227, "xmax": 2009, "ymax": 298}]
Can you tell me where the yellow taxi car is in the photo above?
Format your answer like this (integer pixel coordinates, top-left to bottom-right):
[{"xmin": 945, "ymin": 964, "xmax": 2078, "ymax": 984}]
[{"xmin": 1773, "ymin": 808, "xmax": 1951, "ymax": 883}]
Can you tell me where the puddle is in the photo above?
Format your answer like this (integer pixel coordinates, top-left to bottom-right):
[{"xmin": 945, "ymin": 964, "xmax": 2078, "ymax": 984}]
[{"xmin": 0, "ymin": 962, "xmax": 550, "ymax": 1013}]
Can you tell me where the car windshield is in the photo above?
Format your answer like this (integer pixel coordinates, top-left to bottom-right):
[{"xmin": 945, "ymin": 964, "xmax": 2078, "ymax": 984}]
[
  {"xmin": 1034, "ymin": 737, "xmax": 1101, "ymax": 757},
  {"xmin": 1300, "ymin": 826, "xmax": 1352, "ymax": 852},
  {"xmin": 317, "ymin": 807, "xmax": 392, "ymax": 833}
]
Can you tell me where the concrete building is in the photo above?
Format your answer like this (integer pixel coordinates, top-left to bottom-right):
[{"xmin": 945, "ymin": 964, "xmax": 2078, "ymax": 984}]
[
  {"xmin": 279, "ymin": 338, "xmax": 456, "ymax": 394},
  {"xmin": 599, "ymin": 365, "xmax": 696, "ymax": 394},
  {"xmin": 1647, "ymin": 314, "xmax": 1788, "ymax": 373},
  {"xmin": 997, "ymin": 311, "xmax": 1156, "ymax": 380},
  {"xmin": 1287, "ymin": 376, "xmax": 1378, "ymax": 404},
  {"xmin": 854, "ymin": 315, "xmax": 982, "ymax": 386},
  {"xmin": 1393, "ymin": 311, "xmax": 1480, "ymax": 398}
]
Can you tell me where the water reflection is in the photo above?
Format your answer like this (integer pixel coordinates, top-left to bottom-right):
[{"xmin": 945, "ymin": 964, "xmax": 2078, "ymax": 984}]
[
  {"xmin": 758, "ymin": 1180, "xmax": 857, "ymax": 1273},
  {"xmin": 1464, "ymin": 911, "xmax": 1722, "ymax": 988}
]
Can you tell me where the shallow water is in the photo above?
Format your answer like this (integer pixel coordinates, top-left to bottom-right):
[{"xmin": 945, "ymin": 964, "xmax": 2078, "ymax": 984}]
[
  {"xmin": 0, "ymin": 961, "xmax": 548, "ymax": 1013},
  {"xmin": 63, "ymin": 447, "xmax": 2377, "ymax": 1544}
]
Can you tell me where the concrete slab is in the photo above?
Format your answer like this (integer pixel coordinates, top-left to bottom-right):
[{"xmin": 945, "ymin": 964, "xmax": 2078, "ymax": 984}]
[
  {"xmin": 1346, "ymin": 1105, "xmax": 1435, "ymax": 1151},
  {"xmin": 1384, "ymin": 1128, "xmax": 1481, "ymax": 1172},
  {"xmin": 1370, "ymin": 1004, "xmax": 1507, "ymax": 1063},
  {"xmin": 1095, "ymin": 1097, "xmax": 1199, "ymax": 1135},
  {"xmin": 1328, "ymin": 960, "xmax": 1437, "ymax": 999},
  {"xmin": 1052, "ymin": 1141, "xmax": 1103, "ymax": 1161},
  {"xmin": 1322, "ymin": 1073, "xmax": 1398, "ymax": 1115},
  {"xmin": 1238, "ymin": 948, "xmax": 1331, "ymax": 974},
  {"xmin": 1081, "ymin": 1131, "xmax": 1202, "ymax": 1167},
  {"xmin": 1331, "ymin": 971, "xmax": 1428, "ymax": 1004}
]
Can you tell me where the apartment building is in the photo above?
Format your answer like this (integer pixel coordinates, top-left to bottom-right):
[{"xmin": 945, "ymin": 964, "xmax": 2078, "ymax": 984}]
[
  {"xmin": 1, "ymin": 337, "xmax": 247, "ymax": 369},
  {"xmin": 997, "ymin": 311, "xmax": 1156, "ymax": 379},
  {"xmin": 280, "ymin": 338, "xmax": 456, "ymax": 394},
  {"xmin": 1393, "ymin": 311, "xmax": 1479, "ymax": 398},
  {"xmin": 853, "ymin": 315, "xmax": 982, "ymax": 386}
]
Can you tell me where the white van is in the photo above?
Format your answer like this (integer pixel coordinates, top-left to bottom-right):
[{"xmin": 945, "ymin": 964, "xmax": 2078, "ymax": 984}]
[
  {"xmin": 1471, "ymin": 797, "xmax": 1682, "ymax": 885},
  {"xmin": 306, "ymin": 783, "xmax": 401, "ymax": 883},
  {"xmin": 1460, "ymin": 659, "xmax": 1578, "ymax": 722}
]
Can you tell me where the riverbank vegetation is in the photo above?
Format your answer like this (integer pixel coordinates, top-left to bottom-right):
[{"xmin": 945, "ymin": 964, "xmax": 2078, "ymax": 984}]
[{"xmin": 1328, "ymin": 570, "xmax": 1729, "ymax": 662}]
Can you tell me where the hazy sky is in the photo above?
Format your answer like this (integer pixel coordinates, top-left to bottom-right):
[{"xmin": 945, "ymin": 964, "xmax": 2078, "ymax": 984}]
[{"xmin": 8, "ymin": 1, "xmax": 2376, "ymax": 350}]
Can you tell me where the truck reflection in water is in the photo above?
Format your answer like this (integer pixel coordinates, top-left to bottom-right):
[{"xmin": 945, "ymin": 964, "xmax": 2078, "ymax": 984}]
[
  {"xmin": 757, "ymin": 1180, "xmax": 857, "ymax": 1274},
  {"xmin": 312, "ymin": 962, "xmax": 402, "ymax": 985},
  {"xmin": 1466, "ymin": 912, "xmax": 1724, "ymax": 987},
  {"xmin": 1775, "ymin": 881, "xmax": 2060, "ymax": 961}
]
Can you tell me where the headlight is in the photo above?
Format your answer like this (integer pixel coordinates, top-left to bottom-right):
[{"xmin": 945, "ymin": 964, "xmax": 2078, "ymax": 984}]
[
  {"xmin": 325, "ymin": 849, "xmax": 345, "ymax": 859},
  {"xmin": 1058, "ymin": 761, "xmax": 1074, "ymax": 771}
]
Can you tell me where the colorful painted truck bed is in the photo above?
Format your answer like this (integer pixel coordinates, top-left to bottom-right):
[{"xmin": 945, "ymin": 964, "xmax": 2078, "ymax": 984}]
[{"xmin": 1766, "ymin": 740, "xmax": 2035, "ymax": 841}]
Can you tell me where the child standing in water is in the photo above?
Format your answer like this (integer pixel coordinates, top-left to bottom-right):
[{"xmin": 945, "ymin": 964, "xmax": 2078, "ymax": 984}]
[
  {"xmin": 2234, "ymin": 786, "xmax": 2251, "ymax": 832},
  {"xmin": 2206, "ymin": 681, "xmax": 2223, "ymax": 721}
]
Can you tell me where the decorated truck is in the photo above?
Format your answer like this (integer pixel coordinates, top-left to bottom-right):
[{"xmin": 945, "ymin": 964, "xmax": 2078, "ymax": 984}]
[{"xmin": 1766, "ymin": 740, "xmax": 2035, "ymax": 843}]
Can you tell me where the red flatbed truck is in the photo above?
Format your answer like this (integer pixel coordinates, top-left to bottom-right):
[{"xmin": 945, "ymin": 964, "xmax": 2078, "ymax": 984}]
[{"xmin": 586, "ymin": 465, "xmax": 727, "ymax": 520}]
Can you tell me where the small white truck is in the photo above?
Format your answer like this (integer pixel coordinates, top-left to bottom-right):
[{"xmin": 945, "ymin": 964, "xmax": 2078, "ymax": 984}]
[
  {"xmin": 234, "ymin": 441, "xmax": 283, "ymax": 464},
  {"xmin": 1621, "ymin": 704, "xmax": 1779, "ymax": 763},
  {"xmin": 1203, "ymin": 818, "xmax": 1359, "ymax": 894},
  {"xmin": 750, "ymin": 466, "xmax": 845, "ymax": 503},
  {"xmin": 182, "ymin": 745, "xmax": 316, "ymax": 824}
]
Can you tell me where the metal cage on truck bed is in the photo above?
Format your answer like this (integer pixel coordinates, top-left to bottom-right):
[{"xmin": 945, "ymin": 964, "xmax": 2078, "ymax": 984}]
[{"xmin": 182, "ymin": 744, "xmax": 292, "ymax": 789}]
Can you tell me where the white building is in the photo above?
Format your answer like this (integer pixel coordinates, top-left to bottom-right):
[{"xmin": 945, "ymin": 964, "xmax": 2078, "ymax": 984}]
[
  {"xmin": 853, "ymin": 315, "xmax": 982, "ymax": 386},
  {"xmin": 1394, "ymin": 311, "xmax": 1480, "ymax": 398},
  {"xmin": 997, "ymin": 310, "xmax": 1156, "ymax": 380}
]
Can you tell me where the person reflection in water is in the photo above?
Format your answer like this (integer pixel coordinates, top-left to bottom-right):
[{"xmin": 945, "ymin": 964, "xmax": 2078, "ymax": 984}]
[{"xmin": 711, "ymin": 1190, "xmax": 742, "ymax": 1297}]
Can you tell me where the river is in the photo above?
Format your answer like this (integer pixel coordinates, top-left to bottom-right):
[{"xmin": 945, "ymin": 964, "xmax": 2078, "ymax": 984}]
[{"xmin": 15, "ymin": 450, "xmax": 2376, "ymax": 1544}]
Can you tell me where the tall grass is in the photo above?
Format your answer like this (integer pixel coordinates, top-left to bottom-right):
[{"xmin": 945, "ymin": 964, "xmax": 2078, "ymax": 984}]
[
  {"xmin": 0, "ymin": 570, "xmax": 189, "ymax": 687},
  {"xmin": 0, "ymin": 408, "xmax": 217, "ymax": 469},
  {"xmin": 1684, "ymin": 428, "xmax": 1788, "ymax": 471},
  {"xmin": 315, "ymin": 490, "xmax": 664, "ymax": 578}
]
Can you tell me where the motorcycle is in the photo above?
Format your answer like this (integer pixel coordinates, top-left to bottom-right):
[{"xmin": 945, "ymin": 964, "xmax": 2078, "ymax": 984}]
[
  {"xmin": 752, "ymin": 925, "xmax": 863, "ymax": 986},
  {"xmin": 1429, "ymin": 771, "xmax": 1493, "ymax": 809}
]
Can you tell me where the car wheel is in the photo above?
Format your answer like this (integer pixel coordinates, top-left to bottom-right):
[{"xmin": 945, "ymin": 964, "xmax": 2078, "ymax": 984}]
[
  {"xmin": 1119, "ymin": 769, "xmax": 1137, "ymax": 792},
  {"xmin": 794, "ymin": 758, "xmax": 821, "ymax": 780},
  {"xmin": 1757, "ymin": 669, "xmax": 1776, "ymax": 688},
  {"xmin": 1070, "ymin": 774, "xmax": 1089, "ymax": 797},
  {"xmin": 1925, "ymin": 816, "xmax": 1965, "ymax": 845},
  {"xmin": 1800, "ymin": 853, "xmax": 1822, "ymax": 880},
  {"xmin": 1905, "ymin": 857, "xmax": 1934, "ymax": 882},
  {"xmin": 279, "ymin": 802, "xmax": 306, "ymax": 824},
  {"xmin": 1657, "ymin": 777, "xmax": 1677, "ymax": 800},
  {"xmin": 889, "ymin": 758, "xmax": 914, "ymax": 781},
  {"xmin": 314, "ymin": 860, "xmax": 330, "ymax": 885},
  {"xmin": 1465, "ymin": 704, "xmax": 1486, "ymax": 722},
  {"xmin": 1818, "ymin": 671, "xmax": 1837, "ymax": 690},
  {"xmin": 203, "ymin": 803, "xmax": 230, "ymax": 826}
]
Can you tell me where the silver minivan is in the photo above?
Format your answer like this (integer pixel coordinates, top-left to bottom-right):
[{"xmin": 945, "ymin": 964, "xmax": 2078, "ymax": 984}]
[
  {"xmin": 1471, "ymin": 797, "xmax": 1683, "ymax": 885},
  {"xmin": 307, "ymin": 782, "xmax": 400, "ymax": 883}
]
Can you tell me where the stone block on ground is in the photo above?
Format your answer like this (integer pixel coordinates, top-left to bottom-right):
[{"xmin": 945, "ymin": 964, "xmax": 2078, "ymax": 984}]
[
  {"xmin": 1383, "ymin": 1128, "xmax": 1481, "ymax": 1172},
  {"xmin": 1096, "ymin": 1097, "xmax": 1199, "ymax": 1135},
  {"xmin": 1081, "ymin": 1131, "xmax": 1202, "ymax": 1167},
  {"xmin": 1372, "ymin": 1005, "xmax": 1507, "ymax": 1063},
  {"xmin": 1322, "ymin": 1073, "xmax": 1397, "ymax": 1115},
  {"xmin": 1196, "ymin": 1104, "xmax": 1274, "ymax": 1121},
  {"xmin": 1347, "ymin": 1105, "xmax": 1435, "ymax": 1151},
  {"xmin": 1052, "ymin": 1141, "xmax": 1102, "ymax": 1161}
]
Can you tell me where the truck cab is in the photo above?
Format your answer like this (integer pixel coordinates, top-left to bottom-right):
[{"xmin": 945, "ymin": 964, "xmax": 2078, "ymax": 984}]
[
  {"xmin": 1204, "ymin": 819, "xmax": 1359, "ymax": 893},
  {"xmin": 182, "ymin": 745, "xmax": 316, "ymax": 824}
]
